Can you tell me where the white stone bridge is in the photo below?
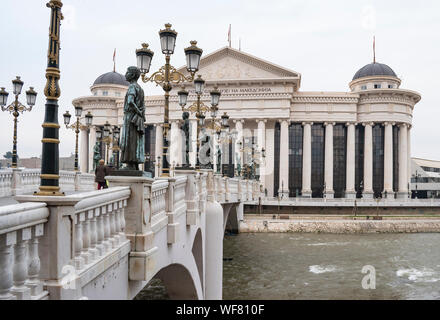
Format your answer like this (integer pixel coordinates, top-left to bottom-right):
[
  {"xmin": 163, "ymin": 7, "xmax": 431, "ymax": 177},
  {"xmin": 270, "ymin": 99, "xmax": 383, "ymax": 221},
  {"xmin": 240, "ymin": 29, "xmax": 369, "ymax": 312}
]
[{"xmin": 0, "ymin": 169, "xmax": 260, "ymax": 300}]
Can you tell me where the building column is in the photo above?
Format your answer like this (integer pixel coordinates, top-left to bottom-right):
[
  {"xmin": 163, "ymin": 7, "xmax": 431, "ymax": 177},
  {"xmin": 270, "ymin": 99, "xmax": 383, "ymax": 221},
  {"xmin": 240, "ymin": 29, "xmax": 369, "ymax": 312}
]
[
  {"xmin": 302, "ymin": 122, "xmax": 312, "ymax": 198},
  {"xmin": 234, "ymin": 120, "xmax": 244, "ymax": 175},
  {"xmin": 398, "ymin": 123, "xmax": 408, "ymax": 198},
  {"xmin": 363, "ymin": 122, "xmax": 374, "ymax": 199},
  {"xmin": 155, "ymin": 124, "xmax": 163, "ymax": 177},
  {"xmin": 264, "ymin": 122, "xmax": 275, "ymax": 197},
  {"xmin": 170, "ymin": 120, "xmax": 179, "ymax": 168},
  {"xmin": 88, "ymin": 126, "xmax": 96, "ymax": 172},
  {"xmin": 407, "ymin": 125, "xmax": 412, "ymax": 194},
  {"xmin": 279, "ymin": 120, "xmax": 289, "ymax": 198},
  {"xmin": 79, "ymin": 129, "xmax": 88, "ymax": 173},
  {"xmin": 190, "ymin": 119, "xmax": 197, "ymax": 167},
  {"xmin": 345, "ymin": 122, "xmax": 356, "ymax": 198},
  {"xmin": 384, "ymin": 122, "xmax": 394, "ymax": 198},
  {"xmin": 324, "ymin": 122, "xmax": 335, "ymax": 198},
  {"xmin": 257, "ymin": 120, "xmax": 266, "ymax": 186}
]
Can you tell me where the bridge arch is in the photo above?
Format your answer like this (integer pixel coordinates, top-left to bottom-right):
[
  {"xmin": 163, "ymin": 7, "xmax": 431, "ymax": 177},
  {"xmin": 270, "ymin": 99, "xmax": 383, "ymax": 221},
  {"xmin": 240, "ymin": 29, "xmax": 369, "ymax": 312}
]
[{"xmin": 152, "ymin": 263, "xmax": 200, "ymax": 300}]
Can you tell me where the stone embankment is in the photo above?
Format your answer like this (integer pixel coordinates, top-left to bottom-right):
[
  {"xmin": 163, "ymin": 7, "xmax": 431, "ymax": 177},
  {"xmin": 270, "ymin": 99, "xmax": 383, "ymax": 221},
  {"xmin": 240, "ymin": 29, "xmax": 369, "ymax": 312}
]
[{"xmin": 240, "ymin": 218, "xmax": 440, "ymax": 233}]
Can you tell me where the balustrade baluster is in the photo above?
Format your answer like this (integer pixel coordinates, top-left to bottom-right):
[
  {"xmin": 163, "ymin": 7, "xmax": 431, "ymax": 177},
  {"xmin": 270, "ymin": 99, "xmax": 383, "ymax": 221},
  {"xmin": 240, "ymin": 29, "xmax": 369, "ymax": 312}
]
[
  {"xmin": 26, "ymin": 224, "xmax": 44, "ymax": 298},
  {"xmin": 73, "ymin": 215, "xmax": 84, "ymax": 270},
  {"xmin": 96, "ymin": 208, "xmax": 105, "ymax": 256},
  {"xmin": 11, "ymin": 228, "xmax": 31, "ymax": 300},
  {"xmin": 80, "ymin": 212, "xmax": 91, "ymax": 264},
  {"xmin": 0, "ymin": 232, "xmax": 17, "ymax": 300},
  {"xmin": 88, "ymin": 210, "xmax": 98, "ymax": 261},
  {"xmin": 102, "ymin": 206, "xmax": 112, "ymax": 252}
]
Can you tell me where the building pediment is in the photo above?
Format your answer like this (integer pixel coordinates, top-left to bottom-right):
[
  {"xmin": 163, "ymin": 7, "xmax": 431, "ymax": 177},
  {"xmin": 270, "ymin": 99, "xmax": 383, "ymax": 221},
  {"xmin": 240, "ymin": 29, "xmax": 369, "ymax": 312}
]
[{"xmin": 177, "ymin": 46, "xmax": 301, "ymax": 87}]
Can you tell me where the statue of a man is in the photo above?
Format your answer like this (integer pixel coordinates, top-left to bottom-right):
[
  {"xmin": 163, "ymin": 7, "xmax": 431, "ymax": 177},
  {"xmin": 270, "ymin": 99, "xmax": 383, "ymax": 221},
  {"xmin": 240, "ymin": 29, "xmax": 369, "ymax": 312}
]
[
  {"xmin": 181, "ymin": 111, "xmax": 190, "ymax": 167},
  {"xmin": 93, "ymin": 142, "xmax": 101, "ymax": 170},
  {"xmin": 120, "ymin": 66, "xmax": 145, "ymax": 170}
]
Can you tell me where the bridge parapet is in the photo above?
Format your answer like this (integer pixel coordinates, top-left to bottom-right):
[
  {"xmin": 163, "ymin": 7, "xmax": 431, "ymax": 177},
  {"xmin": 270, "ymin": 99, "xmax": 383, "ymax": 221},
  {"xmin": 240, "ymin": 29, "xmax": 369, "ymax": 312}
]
[{"xmin": 0, "ymin": 202, "xmax": 50, "ymax": 300}]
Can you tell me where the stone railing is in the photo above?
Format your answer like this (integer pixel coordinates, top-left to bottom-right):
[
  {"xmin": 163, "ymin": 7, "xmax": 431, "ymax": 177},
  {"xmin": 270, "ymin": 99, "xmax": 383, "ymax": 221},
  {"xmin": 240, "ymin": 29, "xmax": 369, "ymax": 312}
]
[
  {"xmin": 0, "ymin": 169, "xmax": 95, "ymax": 197},
  {"xmin": 0, "ymin": 202, "xmax": 50, "ymax": 300},
  {"xmin": 150, "ymin": 180, "xmax": 168, "ymax": 228},
  {"xmin": 71, "ymin": 187, "xmax": 130, "ymax": 271}
]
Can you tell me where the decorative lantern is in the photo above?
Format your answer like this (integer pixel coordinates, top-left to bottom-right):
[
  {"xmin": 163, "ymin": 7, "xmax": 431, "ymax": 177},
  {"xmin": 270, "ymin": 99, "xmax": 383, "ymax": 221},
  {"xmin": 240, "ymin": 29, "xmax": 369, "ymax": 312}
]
[
  {"xmin": 194, "ymin": 75, "xmax": 205, "ymax": 95},
  {"xmin": 159, "ymin": 23, "xmax": 177, "ymax": 55},
  {"xmin": 184, "ymin": 40, "xmax": 203, "ymax": 73},
  {"xmin": 63, "ymin": 111, "xmax": 71, "ymax": 126},
  {"xmin": 12, "ymin": 76, "xmax": 24, "ymax": 95},
  {"xmin": 136, "ymin": 43, "xmax": 154, "ymax": 74},
  {"xmin": 25, "ymin": 87, "xmax": 37, "ymax": 106}
]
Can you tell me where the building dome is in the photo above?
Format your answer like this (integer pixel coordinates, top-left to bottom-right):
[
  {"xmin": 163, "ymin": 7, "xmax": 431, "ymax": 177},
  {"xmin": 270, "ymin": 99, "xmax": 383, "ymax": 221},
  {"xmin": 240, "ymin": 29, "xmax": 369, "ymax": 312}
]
[
  {"xmin": 352, "ymin": 62, "xmax": 397, "ymax": 81},
  {"xmin": 93, "ymin": 71, "xmax": 129, "ymax": 86}
]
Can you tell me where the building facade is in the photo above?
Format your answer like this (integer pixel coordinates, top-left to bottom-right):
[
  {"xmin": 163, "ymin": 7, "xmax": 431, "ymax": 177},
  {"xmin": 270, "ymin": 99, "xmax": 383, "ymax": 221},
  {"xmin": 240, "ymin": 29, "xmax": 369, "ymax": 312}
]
[{"xmin": 73, "ymin": 46, "xmax": 421, "ymax": 199}]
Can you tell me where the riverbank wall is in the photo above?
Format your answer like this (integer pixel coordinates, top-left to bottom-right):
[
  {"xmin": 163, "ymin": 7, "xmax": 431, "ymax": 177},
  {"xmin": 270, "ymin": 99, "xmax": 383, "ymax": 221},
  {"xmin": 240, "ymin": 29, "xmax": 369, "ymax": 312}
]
[{"xmin": 239, "ymin": 218, "xmax": 440, "ymax": 233}]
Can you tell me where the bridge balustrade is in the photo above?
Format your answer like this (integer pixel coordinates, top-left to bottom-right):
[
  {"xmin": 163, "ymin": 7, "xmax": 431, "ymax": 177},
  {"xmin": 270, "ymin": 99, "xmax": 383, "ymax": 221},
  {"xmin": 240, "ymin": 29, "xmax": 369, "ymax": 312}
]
[{"xmin": 0, "ymin": 202, "xmax": 50, "ymax": 300}]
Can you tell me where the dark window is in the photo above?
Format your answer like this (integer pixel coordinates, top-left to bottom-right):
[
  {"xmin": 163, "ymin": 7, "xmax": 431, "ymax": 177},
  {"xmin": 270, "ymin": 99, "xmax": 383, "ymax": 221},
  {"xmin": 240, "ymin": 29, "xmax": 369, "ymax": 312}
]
[
  {"xmin": 144, "ymin": 125, "xmax": 156, "ymax": 177},
  {"xmin": 372, "ymin": 124, "xmax": 384, "ymax": 198},
  {"xmin": 311, "ymin": 124, "xmax": 325, "ymax": 198},
  {"xmin": 333, "ymin": 124, "xmax": 347, "ymax": 198},
  {"xmin": 388, "ymin": 84, "xmax": 393, "ymax": 89},
  {"xmin": 274, "ymin": 122, "xmax": 280, "ymax": 197},
  {"xmin": 361, "ymin": 85, "xmax": 367, "ymax": 90},
  {"xmin": 393, "ymin": 125, "xmax": 399, "ymax": 192},
  {"xmin": 355, "ymin": 125, "xmax": 365, "ymax": 198},
  {"xmin": 288, "ymin": 123, "xmax": 303, "ymax": 197},
  {"xmin": 374, "ymin": 84, "xmax": 381, "ymax": 89}
]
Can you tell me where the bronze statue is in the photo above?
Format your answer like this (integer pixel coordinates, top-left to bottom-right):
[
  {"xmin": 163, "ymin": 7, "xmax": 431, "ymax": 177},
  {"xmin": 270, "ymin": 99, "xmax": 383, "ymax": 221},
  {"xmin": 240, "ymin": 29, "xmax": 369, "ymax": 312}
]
[
  {"xmin": 216, "ymin": 144, "xmax": 221, "ymax": 173},
  {"xmin": 93, "ymin": 142, "xmax": 101, "ymax": 170},
  {"xmin": 181, "ymin": 111, "xmax": 190, "ymax": 167},
  {"xmin": 120, "ymin": 66, "xmax": 145, "ymax": 170}
]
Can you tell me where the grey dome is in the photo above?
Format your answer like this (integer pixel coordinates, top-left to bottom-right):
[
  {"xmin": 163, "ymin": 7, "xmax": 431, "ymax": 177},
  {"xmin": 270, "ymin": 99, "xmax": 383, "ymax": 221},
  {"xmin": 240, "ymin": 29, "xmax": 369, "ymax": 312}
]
[
  {"xmin": 353, "ymin": 62, "xmax": 397, "ymax": 80},
  {"xmin": 93, "ymin": 71, "xmax": 129, "ymax": 86}
]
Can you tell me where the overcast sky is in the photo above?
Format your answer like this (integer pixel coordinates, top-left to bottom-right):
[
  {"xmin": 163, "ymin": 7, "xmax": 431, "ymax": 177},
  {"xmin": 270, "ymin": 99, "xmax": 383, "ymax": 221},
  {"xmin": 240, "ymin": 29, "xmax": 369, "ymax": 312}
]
[{"xmin": 1, "ymin": 0, "xmax": 439, "ymax": 160}]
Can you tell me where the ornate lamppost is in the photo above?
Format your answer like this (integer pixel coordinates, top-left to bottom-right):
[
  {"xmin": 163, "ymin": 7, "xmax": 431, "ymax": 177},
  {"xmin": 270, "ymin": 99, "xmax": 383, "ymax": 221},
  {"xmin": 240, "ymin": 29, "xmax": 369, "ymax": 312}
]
[
  {"xmin": 135, "ymin": 23, "xmax": 203, "ymax": 177},
  {"xmin": 102, "ymin": 121, "xmax": 113, "ymax": 165},
  {"xmin": 36, "ymin": 0, "xmax": 63, "ymax": 196},
  {"xmin": 0, "ymin": 78, "xmax": 37, "ymax": 168},
  {"xmin": 63, "ymin": 106, "xmax": 93, "ymax": 171},
  {"xmin": 112, "ymin": 126, "xmax": 121, "ymax": 169},
  {"xmin": 178, "ymin": 80, "xmax": 221, "ymax": 169}
]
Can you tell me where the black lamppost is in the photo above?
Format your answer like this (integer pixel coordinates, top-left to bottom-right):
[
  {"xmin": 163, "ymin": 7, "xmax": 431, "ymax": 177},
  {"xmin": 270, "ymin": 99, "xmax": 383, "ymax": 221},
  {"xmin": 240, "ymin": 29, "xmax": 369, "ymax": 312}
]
[
  {"xmin": 63, "ymin": 106, "xmax": 93, "ymax": 171},
  {"xmin": 136, "ymin": 23, "xmax": 203, "ymax": 177},
  {"xmin": 220, "ymin": 112, "xmax": 230, "ymax": 177},
  {"xmin": 0, "ymin": 78, "xmax": 37, "ymax": 168},
  {"xmin": 112, "ymin": 126, "xmax": 120, "ymax": 169},
  {"xmin": 36, "ymin": 0, "xmax": 63, "ymax": 196}
]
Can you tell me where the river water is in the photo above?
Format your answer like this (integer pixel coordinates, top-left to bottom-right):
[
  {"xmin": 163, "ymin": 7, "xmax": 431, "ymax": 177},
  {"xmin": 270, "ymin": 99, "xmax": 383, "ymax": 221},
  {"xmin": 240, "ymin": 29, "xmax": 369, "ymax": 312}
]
[{"xmin": 136, "ymin": 233, "xmax": 440, "ymax": 300}]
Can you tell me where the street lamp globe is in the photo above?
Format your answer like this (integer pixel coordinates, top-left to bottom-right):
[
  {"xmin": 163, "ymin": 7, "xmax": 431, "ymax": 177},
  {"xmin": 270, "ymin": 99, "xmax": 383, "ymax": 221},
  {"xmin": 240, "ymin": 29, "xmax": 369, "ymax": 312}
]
[
  {"xmin": 177, "ymin": 87, "xmax": 189, "ymax": 108},
  {"xmin": 210, "ymin": 86, "xmax": 221, "ymax": 107},
  {"xmin": 136, "ymin": 43, "xmax": 154, "ymax": 74},
  {"xmin": 194, "ymin": 75, "xmax": 205, "ymax": 95},
  {"xmin": 159, "ymin": 23, "xmax": 177, "ymax": 55},
  {"xmin": 197, "ymin": 113, "xmax": 205, "ymax": 126},
  {"xmin": 63, "ymin": 110, "xmax": 71, "ymax": 126},
  {"xmin": 113, "ymin": 126, "xmax": 120, "ymax": 141},
  {"xmin": 210, "ymin": 106, "xmax": 218, "ymax": 119},
  {"xmin": 25, "ymin": 87, "xmax": 37, "ymax": 107},
  {"xmin": 103, "ymin": 121, "xmax": 111, "ymax": 137},
  {"xmin": 96, "ymin": 128, "xmax": 102, "ymax": 140},
  {"xmin": 0, "ymin": 87, "xmax": 9, "ymax": 106},
  {"xmin": 184, "ymin": 40, "xmax": 203, "ymax": 73},
  {"xmin": 12, "ymin": 76, "xmax": 24, "ymax": 95},
  {"xmin": 221, "ymin": 112, "xmax": 229, "ymax": 127},
  {"xmin": 85, "ymin": 111, "xmax": 93, "ymax": 126},
  {"xmin": 74, "ymin": 105, "xmax": 83, "ymax": 118}
]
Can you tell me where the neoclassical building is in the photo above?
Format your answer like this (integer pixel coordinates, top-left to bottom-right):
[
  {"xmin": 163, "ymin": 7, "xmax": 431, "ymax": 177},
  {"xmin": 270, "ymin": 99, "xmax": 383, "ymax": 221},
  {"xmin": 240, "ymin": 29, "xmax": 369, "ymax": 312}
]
[{"xmin": 73, "ymin": 46, "xmax": 421, "ymax": 199}]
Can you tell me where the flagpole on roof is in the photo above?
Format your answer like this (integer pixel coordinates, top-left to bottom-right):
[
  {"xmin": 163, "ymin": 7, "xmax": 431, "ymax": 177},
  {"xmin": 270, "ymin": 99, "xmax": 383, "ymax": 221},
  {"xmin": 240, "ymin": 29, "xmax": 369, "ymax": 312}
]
[
  {"xmin": 373, "ymin": 36, "xmax": 376, "ymax": 63},
  {"xmin": 228, "ymin": 24, "xmax": 231, "ymax": 48},
  {"xmin": 113, "ymin": 48, "xmax": 116, "ymax": 72}
]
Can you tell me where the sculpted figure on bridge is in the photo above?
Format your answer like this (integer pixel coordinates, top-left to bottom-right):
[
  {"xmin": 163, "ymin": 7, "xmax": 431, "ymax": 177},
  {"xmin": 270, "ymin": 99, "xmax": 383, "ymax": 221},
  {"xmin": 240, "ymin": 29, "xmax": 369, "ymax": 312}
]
[
  {"xmin": 120, "ymin": 66, "xmax": 145, "ymax": 170},
  {"xmin": 181, "ymin": 111, "xmax": 191, "ymax": 167}
]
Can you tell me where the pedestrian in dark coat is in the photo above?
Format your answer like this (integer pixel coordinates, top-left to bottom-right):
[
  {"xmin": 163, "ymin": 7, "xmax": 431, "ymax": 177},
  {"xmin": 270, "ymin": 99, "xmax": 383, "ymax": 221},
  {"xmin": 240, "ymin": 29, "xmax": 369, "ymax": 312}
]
[{"xmin": 95, "ymin": 159, "xmax": 109, "ymax": 190}]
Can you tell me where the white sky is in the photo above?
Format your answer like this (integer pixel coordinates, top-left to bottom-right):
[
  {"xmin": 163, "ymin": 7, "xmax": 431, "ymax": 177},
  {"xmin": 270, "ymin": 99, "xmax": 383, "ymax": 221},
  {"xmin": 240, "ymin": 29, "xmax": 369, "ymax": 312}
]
[{"xmin": 1, "ymin": 0, "xmax": 439, "ymax": 159}]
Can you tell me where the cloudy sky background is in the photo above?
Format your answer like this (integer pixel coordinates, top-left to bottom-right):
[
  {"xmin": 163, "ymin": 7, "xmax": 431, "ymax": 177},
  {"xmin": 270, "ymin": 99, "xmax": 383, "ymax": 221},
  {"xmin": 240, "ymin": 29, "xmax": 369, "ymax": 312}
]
[{"xmin": 0, "ymin": 0, "xmax": 439, "ymax": 160}]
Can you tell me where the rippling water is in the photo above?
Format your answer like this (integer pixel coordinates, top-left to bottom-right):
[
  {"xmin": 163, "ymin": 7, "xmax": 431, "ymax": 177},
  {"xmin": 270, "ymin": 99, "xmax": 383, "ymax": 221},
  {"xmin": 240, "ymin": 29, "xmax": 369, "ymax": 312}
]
[
  {"xmin": 137, "ymin": 233, "xmax": 440, "ymax": 300},
  {"xmin": 223, "ymin": 233, "xmax": 440, "ymax": 300}
]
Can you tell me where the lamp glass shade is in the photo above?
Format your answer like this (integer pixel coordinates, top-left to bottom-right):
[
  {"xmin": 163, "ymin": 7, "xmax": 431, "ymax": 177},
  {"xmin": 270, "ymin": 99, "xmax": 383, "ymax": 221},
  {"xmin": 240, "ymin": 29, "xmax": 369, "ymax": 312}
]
[
  {"xmin": 12, "ymin": 76, "xmax": 24, "ymax": 95},
  {"xmin": 221, "ymin": 113, "xmax": 229, "ymax": 127},
  {"xmin": 85, "ymin": 112, "xmax": 93, "ymax": 126},
  {"xmin": 25, "ymin": 87, "xmax": 37, "ymax": 106},
  {"xmin": 0, "ymin": 87, "xmax": 9, "ymax": 106},
  {"xmin": 198, "ymin": 114, "xmax": 205, "ymax": 127},
  {"xmin": 194, "ymin": 75, "xmax": 205, "ymax": 95},
  {"xmin": 136, "ymin": 43, "xmax": 154, "ymax": 73},
  {"xmin": 96, "ymin": 129, "xmax": 102, "ymax": 139},
  {"xmin": 210, "ymin": 106, "xmax": 218, "ymax": 119},
  {"xmin": 210, "ymin": 87, "xmax": 221, "ymax": 107},
  {"xmin": 159, "ymin": 24, "xmax": 177, "ymax": 55},
  {"xmin": 63, "ymin": 111, "xmax": 71, "ymax": 126},
  {"xmin": 103, "ymin": 128, "xmax": 110, "ymax": 137},
  {"xmin": 184, "ymin": 41, "xmax": 203, "ymax": 73},
  {"xmin": 114, "ymin": 130, "xmax": 120, "ymax": 140},
  {"xmin": 74, "ymin": 105, "xmax": 83, "ymax": 118},
  {"xmin": 177, "ymin": 88, "xmax": 188, "ymax": 107}
]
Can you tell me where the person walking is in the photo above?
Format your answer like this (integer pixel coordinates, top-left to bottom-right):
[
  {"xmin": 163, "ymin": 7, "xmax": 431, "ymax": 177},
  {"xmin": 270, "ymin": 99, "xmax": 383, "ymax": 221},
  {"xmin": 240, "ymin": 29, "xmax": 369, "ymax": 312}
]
[{"xmin": 95, "ymin": 159, "xmax": 109, "ymax": 190}]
